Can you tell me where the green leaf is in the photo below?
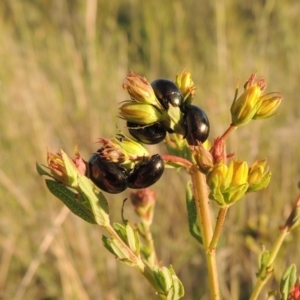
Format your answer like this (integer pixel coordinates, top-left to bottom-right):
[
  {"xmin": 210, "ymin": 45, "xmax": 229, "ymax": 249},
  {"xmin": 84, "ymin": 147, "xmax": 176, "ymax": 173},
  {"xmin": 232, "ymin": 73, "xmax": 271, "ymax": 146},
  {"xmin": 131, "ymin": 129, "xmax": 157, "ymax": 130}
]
[
  {"xmin": 110, "ymin": 238, "xmax": 137, "ymax": 266},
  {"xmin": 45, "ymin": 179, "xmax": 96, "ymax": 224},
  {"xmin": 103, "ymin": 232, "xmax": 142, "ymax": 267},
  {"xmin": 257, "ymin": 248, "xmax": 270, "ymax": 278},
  {"xmin": 280, "ymin": 264, "xmax": 297, "ymax": 300},
  {"xmin": 118, "ymin": 258, "xmax": 138, "ymax": 266},
  {"xmin": 185, "ymin": 182, "xmax": 202, "ymax": 244},
  {"xmin": 223, "ymin": 183, "xmax": 249, "ymax": 205},
  {"xmin": 102, "ymin": 235, "xmax": 115, "ymax": 255},
  {"xmin": 113, "ymin": 223, "xmax": 127, "ymax": 243},
  {"xmin": 36, "ymin": 163, "xmax": 54, "ymax": 178},
  {"xmin": 139, "ymin": 244, "xmax": 152, "ymax": 261},
  {"xmin": 126, "ymin": 222, "xmax": 140, "ymax": 256},
  {"xmin": 153, "ymin": 265, "xmax": 184, "ymax": 299},
  {"xmin": 247, "ymin": 172, "xmax": 272, "ymax": 193},
  {"xmin": 77, "ymin": 175, "xmax": 110, "ymax": 227},
  {"xmin": 168, "ymin": 265, "xmax": 185, "ymax": 299},
  {"xmin": 209, "ymin": 188, "xmax": 226, "ymax": 207},
  {"xmin": 153, "ymin": 265, "xmax": 170, "ymax": 294}
]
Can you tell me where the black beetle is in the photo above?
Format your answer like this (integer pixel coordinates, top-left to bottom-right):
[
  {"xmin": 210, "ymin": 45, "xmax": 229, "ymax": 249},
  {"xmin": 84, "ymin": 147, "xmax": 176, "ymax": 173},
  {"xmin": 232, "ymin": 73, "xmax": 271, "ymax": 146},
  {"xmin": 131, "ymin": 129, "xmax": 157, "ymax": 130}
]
[
  {"xmin": 127, "ymin": 154, "xmax": 165, "ymax": 189},
  {"xmin": 184, "ymin": 105, "xmax": 210, "ymax": 145},
  {"xmin": 127, "ymin": 121, "xmax": 166, "ymax": 144},
  {"xmin": 88, "ymin": 152, "xmax": 128, "ymax": 194},
  {"xmin": 151, "ymin": 79, "xmax": 184, "ymax": 110}
]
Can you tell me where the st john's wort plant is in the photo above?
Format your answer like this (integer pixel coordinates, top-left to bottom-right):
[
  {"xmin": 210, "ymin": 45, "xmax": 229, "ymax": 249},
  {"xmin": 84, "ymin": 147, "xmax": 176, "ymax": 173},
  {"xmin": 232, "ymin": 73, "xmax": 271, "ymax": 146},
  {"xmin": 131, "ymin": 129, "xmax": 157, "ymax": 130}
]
[{"xmin": 37, "ymin": 70, "xmax": 300, "ymax": 299}]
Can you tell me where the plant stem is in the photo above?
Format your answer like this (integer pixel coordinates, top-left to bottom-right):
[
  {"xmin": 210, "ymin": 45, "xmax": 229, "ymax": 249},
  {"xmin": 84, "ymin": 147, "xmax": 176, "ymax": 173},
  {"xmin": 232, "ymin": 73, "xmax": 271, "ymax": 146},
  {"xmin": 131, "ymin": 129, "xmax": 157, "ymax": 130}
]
[
  {"xmin": 192, "ymin": 169, "xmax": 220, "ymax": 299},
  {"xmin": 249, "ymin": 226, "xmax": 289, "ymax": 300},
  {"xmin": 209, "ymin": 207, "xmax": 228, "ymax": 249},
  {"xmin": 105, "ymin": 225, "xmax": 142, "ymax": 264},
  {"xmin": 220, "ymin": 124, "xmax": 237, "ymax": 140},
  {"xmin": 162, "ymin": 154, "xmax": 193, "ymax": 168},
  {"xmin": 105, "ymin": 224, "xmax": 164, "ymax": 295},
  {"xmin": 192, "ymin": 170, "xmax": 213, "ymax": 244},
  {"xmin": 141, "ymin": 222, "xmax": 159, "ymax": 266}
]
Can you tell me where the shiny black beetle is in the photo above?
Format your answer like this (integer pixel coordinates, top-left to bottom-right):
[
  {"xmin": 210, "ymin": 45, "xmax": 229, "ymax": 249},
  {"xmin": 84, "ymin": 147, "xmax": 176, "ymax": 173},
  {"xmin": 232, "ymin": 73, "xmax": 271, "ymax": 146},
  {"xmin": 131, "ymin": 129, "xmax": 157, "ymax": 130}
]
[
  {"xmin": 151, "ymin": 79, "xmax": 184, "ymax": 110},
  {"xmin": 127, "ymin": 154, "xmax": 165, "ymax": 189},
  {"xmin": 184, "ymin": 104, "xmax": 210, "ymax": 145},
  {"xmin": 88, "ymin": 151, "xmax": 128, "ymax": 194},
  {"xmin": 126, "ymin": 78, "xmax": 182, "ymax": 144},
  {"xmin": 127, "ymin": 121, "xmax": 166, "ymax": 145}
]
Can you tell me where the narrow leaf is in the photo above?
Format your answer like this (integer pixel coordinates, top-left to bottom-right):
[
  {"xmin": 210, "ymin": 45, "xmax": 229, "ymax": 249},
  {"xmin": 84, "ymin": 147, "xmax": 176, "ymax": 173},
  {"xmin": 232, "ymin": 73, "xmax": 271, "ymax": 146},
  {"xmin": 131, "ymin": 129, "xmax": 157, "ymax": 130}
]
[
  {"xmin": 126, "ymin": 223, "xmax": 140, "ymax": 255},
  {"xmin": 257, "ymin": 249, "xmax": 270, "ymax": 278},
  {"xmin": 185, "ymin": 182, "xmax": 203, "ymax": 244},
  {"xmin": 36, "ymin": 163, "xmax": 54, "ymax": 178},
  {"xmin": 168, "ymin": 266, "xmax": 185, "ymax": 299},
  {"xmin": 153, "ymin": 265, "xmax": 184, "ymax": 300},
  {"xmin": 113, "ymin": 223, "xmax": 128, "ymax": 243},
  {"xmin": 110, "ymin": 239, "xmax": 128, "ymax": 259},
  {"xmin": 45, "ymin": 179, "xmax": 96, "ymax": 224},
  {"xmin": 78, "ymin": 175, "xmax": 110, "ymax": 227},
  {"xmin": 280, "ymin": 264, "xmax": 297, "ymax": 300},
  {"xmin": 102, "ymin": 235, "xmax": 115, "ymax": 255},
  {"xmin": 153, "ymin": 265, "xmax": 168, "ymax": 293}
]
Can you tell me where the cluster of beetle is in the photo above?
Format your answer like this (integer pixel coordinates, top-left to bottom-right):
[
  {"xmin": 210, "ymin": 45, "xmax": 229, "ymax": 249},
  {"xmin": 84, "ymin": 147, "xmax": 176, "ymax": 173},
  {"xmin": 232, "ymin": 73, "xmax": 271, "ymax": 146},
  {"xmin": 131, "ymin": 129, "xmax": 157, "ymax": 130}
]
[
  {"xmin": 87, "ymin": 150, "xmax": 164, "ymax": 194},
  {"xmin": 87, "ymin": 79, "xmax": 210, "ymax": 194},
  {"xmin": 128, "ymin": 79, "xmax": 210, "ymax": 146}
]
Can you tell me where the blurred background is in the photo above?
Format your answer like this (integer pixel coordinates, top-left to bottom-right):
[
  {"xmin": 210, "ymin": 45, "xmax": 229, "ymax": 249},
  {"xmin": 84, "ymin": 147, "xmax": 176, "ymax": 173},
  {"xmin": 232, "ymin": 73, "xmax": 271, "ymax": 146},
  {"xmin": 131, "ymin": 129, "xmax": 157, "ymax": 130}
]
[{"xmin": 1, "ymin": 0, "xmax": 300, "ymax": 299}]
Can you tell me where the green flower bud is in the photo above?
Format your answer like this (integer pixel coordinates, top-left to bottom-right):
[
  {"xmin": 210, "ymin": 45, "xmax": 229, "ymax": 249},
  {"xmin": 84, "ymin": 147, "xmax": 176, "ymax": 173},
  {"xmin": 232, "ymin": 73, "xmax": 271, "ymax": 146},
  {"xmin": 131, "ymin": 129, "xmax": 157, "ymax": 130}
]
[
  {"xmin": 224, "ymin": 160, "xmax": 249, "ymax": 188},
  {"xmin": 206, "ymin": 162, "xmax": 228, "ymax": 190},
  {"xmin": 175, "ymin": 70, "xmax": 196, "ymax": 103},
  {"xmin": 247, "ymin": 159, "xmax": 271, "ymax": 192},
  {"xmin": 231, "ymin": 78, "xmax": 263, "ymax": 126},
  {"xmin": 222, "ymin": 184, "xmax": 249, "ymax": 205},
  {"xmin": 113, "ymin": 133, "xmax": 149, "ymax": 161},
  {"xmin": 253, "ymin": 93, "xmax": 283, "ymax": 119},
  {"xmin": 119, "ymin": 101, "xmax": 169, "ymax": 125},
  {"xmin": 231, "ymin": 74, "xmax": 282, "ymax": 126},
  {"xmin": 206, "ymin": 160, "xmax": 249, "ymax": 207}
]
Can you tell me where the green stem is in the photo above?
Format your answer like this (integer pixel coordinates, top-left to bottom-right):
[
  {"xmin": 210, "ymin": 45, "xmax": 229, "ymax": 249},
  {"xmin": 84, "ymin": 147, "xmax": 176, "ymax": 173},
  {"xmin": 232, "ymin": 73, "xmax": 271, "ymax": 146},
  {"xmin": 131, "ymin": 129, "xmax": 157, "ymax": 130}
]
[
  {"xmin": 209, "ymin": 207, "xmax": 228, "ymax": 249},
  {"xmin": 249, "ymin": 227, "xmax": 289, "ymax": 300},
  {"xmin": 249, "ymin": 272, "xmax": 273, "ymax": 300},
  {"xmin": 105, "ymin": 224, "xmax": 164, "ymax": 295},
  {"xmin": 141, "ymin": 222, "xmax": 159, "ymax": 266},
  {"xmin": 192, "ymin": 169, "xmax": 220, "ymax": 299},
  {"xmin": 105, "ymin": 225, "xmax": 142, "ymax": 265}
]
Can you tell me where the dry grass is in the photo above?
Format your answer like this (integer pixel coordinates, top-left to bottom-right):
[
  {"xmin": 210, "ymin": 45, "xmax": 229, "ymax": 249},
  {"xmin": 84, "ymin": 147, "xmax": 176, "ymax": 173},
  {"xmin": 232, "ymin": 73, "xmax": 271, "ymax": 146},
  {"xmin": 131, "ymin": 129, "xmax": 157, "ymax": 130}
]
[{"xmin": 0, "ymin": 0, "xmax": 300, "ymax": 299}]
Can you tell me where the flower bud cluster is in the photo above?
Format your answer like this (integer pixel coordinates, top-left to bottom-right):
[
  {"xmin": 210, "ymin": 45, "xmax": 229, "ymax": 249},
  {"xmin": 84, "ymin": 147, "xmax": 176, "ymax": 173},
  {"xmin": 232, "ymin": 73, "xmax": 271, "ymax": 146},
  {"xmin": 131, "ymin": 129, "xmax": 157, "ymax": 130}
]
[
  {"xmin": 231, "ymin": 73, "xmax": 282, "ymax": 127},
  {"xmin": 206, "ymin": 158, "xmax": 271, "ymax": 207},
  {"xmin": 120, "ymin": 71, "xmax": 210, "ymax": 146},
  {"xmin": 45, "ymin": 133, "xmax": 165, "ymax": 195}
]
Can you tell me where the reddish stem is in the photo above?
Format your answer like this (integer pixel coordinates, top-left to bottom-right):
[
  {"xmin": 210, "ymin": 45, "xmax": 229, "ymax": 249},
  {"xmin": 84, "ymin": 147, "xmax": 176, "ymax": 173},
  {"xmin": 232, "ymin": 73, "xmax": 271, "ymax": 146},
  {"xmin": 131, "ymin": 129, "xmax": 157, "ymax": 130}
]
[
  {"xmin": 162, "ymin": 154, "xmax": 193, "ymax": 168},
  {"xmin": 220, "ymin": 124, "xmax": 237, "ymax": 140}
]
